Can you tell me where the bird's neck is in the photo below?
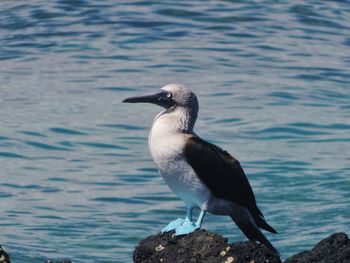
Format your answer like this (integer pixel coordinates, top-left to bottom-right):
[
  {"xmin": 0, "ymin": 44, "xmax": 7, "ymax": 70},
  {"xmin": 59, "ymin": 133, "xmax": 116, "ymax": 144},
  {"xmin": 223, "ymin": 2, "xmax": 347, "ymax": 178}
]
[
  {"xmin": 149, "ymin": 106, "xmax": 196, "ymax": 166},
  {"xmin": 152, "ymin": 106, "xmax": 197, "ymax": 135}
]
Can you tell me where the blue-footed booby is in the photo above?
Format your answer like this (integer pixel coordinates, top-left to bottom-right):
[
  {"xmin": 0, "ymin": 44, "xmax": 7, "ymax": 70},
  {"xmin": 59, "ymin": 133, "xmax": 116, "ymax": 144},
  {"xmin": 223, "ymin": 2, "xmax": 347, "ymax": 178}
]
[{"xmin": 122, "ymin": 84, "xmax": 278, "ymax": 254}]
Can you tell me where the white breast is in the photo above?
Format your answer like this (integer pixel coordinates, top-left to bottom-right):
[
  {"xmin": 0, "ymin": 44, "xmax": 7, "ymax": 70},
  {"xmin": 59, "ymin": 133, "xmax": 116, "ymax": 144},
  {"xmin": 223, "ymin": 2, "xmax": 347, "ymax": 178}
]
[{"xmin": 148, "ymin": 110, "xmax": 211, "ymax": 209}]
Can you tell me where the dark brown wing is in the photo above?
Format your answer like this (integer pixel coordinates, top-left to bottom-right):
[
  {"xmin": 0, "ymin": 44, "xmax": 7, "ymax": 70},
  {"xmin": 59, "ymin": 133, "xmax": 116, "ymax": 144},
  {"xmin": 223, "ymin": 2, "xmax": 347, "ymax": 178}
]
[{"xmin": 184, "ymin": 136, "xmax": 262, "ymax": 218}]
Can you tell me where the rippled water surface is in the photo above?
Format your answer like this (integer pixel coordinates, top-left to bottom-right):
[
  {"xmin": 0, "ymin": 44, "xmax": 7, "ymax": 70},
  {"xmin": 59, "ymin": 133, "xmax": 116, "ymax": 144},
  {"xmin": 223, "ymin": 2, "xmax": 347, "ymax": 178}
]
[{"xmin": 1, "ymin": 1, "xmax": 349, "ymax": 262}]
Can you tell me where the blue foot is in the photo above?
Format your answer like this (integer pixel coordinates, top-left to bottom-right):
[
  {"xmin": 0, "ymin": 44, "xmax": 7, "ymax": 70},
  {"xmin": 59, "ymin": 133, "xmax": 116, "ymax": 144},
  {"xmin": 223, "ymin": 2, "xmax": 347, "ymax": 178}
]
[
  {"xmin": 175, "ymin": 221, "xmax": 199, "ymax": 236},
  {"xmin": 162, "ymin": 218, "xmax": 188, "ymax": 233}
]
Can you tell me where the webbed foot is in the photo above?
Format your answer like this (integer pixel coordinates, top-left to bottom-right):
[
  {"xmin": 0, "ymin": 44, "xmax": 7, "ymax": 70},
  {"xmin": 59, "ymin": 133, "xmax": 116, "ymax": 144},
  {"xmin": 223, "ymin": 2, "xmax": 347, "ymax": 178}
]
[
  {"xmin": 175, "ymin": 221, "xmax": 200, "ymax": 236},
  {"xmin": 162, "ymin": 218, "xmax": 188, "ymax": 233}
]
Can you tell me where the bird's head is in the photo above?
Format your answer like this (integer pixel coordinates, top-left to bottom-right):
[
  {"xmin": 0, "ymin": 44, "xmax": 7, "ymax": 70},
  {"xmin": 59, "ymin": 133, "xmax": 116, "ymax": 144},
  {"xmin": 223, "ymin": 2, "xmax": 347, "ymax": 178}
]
[{"xmin": 122, "ymin": 84, "xmax": 198, "ymax": 112}]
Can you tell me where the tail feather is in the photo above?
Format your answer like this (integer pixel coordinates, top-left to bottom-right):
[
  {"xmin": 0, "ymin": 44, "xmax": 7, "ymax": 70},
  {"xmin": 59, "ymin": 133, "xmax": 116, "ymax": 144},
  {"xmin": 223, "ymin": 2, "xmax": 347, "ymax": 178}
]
[
  {"xmin": 255, "ymin": 215, "xmax": 277, "ymax": 234},
  {"xmin": 231, "ymin": 216, "xmax": 279, "ymax": 255}
]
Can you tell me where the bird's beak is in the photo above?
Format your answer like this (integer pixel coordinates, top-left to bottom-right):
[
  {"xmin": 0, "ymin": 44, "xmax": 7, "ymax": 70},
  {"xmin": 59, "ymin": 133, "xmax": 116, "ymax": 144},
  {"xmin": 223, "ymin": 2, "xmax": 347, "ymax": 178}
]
[
  {"xmin": 122, "ymin": 92, "xmax": 163, "ymax": 104},
  {"xmin": 122, "ymin": 91, "xmax": 175, "ymax": 108}
]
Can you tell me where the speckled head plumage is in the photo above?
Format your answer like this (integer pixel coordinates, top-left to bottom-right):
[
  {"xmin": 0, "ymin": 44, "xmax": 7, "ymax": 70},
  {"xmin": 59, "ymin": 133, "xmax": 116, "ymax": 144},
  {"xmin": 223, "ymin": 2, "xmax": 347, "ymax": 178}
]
[
  {"xmin": 123, "ymin": 83, "xmax": 198, "ymax": 111},
  {"xmin": 122, "ymin": 83, "xmax": 199, "ymax": 130},
  {"xmin": 161, "ymin": 84, "xmax": 198, "ymax": 111}
]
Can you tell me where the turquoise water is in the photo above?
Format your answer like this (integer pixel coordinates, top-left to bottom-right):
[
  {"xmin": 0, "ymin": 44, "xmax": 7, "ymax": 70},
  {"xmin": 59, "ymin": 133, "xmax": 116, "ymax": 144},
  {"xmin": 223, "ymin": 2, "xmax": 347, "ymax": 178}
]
[{"xmin": 0, "ymin": 1, "xmax": 349, "ymax": 262}]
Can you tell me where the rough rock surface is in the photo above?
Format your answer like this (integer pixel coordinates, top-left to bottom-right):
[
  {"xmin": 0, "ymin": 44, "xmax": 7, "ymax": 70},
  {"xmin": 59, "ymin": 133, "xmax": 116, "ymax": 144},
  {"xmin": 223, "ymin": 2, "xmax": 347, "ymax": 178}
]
[
  {"xmin": 2, "ymin": 231, "xmax": 350, "ymax": 262},
  {"xmin": 134, "ymin": 230, "xmax": 350, "ymax": 263},
  {"xmin": 284, "ymin": 232, "xmax": 350, "ymax": 263},
  {"xmin": 0, "ymin": 246, "xmax": 10, "ymax": 263},
  {"xmin": 133, "ymin": 229, "xmax": 281, "ymax": 263}
]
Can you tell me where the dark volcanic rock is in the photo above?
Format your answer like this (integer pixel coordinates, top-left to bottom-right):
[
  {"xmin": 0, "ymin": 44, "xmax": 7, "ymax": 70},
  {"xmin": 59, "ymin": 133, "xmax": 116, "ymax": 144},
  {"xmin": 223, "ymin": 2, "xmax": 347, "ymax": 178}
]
[
  {"xmin": 133, "ymin": 229, "xmax": 281, "ymax": 263},
  {"xmin": 0, "ymin": 245, "xmax": 10, "ymax": 263},
  {"xmin": 284, "ymin": 232, "xmax": 350, "ymax": 263}
]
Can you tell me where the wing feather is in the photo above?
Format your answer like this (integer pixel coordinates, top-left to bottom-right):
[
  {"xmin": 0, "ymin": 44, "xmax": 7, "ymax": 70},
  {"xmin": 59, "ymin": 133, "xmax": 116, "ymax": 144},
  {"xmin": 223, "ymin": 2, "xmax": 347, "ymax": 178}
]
[{"xmin": 184, "ymin": 136, "xmax": 261, "ymax": 217}]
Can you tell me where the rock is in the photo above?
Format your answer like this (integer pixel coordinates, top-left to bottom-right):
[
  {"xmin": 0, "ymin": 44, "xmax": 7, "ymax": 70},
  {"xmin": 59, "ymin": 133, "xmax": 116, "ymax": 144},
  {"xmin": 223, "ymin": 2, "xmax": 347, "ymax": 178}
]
[
  {"xmin": 0, "ymin": 245, "xmax": 10, "ymax": 263},
  {"xmin": 133, "ymin": 230, "xmax": 350, "ymax": 263},
  {"xmin": 133, "ymin": 229, "xmax": 281, "ymax": 263},
  {"xmin": 284, "ymin": 232, "xmax": 350, "ymax": 263},
  {"xmin": 2, "ymin": 231, "xmax": 350, "ymax": 262}
]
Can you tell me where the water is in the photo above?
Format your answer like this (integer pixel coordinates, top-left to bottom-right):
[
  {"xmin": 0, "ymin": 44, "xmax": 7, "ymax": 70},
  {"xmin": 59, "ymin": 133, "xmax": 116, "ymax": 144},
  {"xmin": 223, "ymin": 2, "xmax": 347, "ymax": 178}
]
[{"xmin": 0, "ymin": 0, "xmax": 349, "ymax": 262}]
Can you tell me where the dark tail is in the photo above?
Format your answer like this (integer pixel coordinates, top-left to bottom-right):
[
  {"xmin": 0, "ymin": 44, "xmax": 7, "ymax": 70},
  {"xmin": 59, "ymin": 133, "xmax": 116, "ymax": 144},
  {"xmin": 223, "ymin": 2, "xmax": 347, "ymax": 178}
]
[
  {"xmin": 231, "ymin": 216, "xmax": 279, "ymax": 255},
  {"xmin": 255, "ymin": 214, "xmax": 277, "ymax": 234}
]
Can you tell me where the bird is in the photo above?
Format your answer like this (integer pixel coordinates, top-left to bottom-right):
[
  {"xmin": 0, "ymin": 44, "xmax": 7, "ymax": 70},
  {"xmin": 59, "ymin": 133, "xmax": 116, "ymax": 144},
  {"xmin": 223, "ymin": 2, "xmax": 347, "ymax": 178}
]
[{"xmin": 122, "ymin": 84, "xmax": 279, "ymax": 254}]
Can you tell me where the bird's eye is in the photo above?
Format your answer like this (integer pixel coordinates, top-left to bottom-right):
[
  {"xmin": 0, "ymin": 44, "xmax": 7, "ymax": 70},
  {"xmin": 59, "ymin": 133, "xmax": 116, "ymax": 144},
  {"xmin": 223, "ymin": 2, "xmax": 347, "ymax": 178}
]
[{"xmin": 166, "ymin": 92, "xmax": 172, "ymax": 98}]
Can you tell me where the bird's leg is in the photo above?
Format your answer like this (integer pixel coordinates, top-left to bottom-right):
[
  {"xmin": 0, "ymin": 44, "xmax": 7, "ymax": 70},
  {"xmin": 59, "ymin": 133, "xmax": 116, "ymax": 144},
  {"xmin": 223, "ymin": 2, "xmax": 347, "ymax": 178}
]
[
  {"xmin": 162, "ymin": 207, "xmax": 193, "ymax": 233},
  {"xmin": 195, "ymin": 210, "xmax": 206, "ymax": 228},
  {"xmin": 175, "ymin": 209, "xmax": 206, "ymax": 236},
  {"xmin": 185, "ymin": 206, "xmax": 193, "ymax": 222}
]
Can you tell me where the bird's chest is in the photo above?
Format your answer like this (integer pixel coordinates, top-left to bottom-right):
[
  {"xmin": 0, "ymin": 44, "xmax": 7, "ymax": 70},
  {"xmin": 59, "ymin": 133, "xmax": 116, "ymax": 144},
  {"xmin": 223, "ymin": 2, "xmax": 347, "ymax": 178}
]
[
  {"xmin": 149, "ymin": 123, "xmax": 185, "ymax": 170},
  {"xmin": 149, "ymin": 130, "xmax": 190, "ymax": 192},
  {"xmin": 149, "ymin": 124, "xmax": 210, "ymax": 207}
]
